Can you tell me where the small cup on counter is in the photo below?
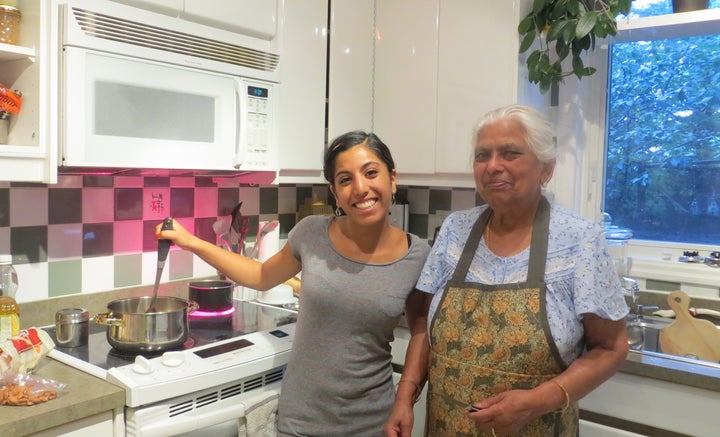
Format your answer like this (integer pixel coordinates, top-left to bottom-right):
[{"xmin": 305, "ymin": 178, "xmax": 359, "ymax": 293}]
[{"xmin": 55, "ymin": 308, "xmax": 90, "ymax": 348}]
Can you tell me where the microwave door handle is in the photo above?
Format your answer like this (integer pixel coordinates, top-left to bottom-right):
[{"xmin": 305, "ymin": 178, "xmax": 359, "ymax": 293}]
[{"xmin": 233, "ymin": 80, "xmax": 247, "ymax": 169}]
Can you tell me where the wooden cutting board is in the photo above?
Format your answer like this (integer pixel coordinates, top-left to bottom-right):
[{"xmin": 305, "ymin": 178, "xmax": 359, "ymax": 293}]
[{"xmin": 659, "ymin": 291, "xmax": 720, "ymax": 362}]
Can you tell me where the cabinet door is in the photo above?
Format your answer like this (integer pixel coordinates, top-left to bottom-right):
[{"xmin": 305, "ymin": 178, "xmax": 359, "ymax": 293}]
[
  {"xmin": 0, "ymin": 0, "xmax": 56, "ymax": 183},
  {"xmin": 327, "ymin": 0, "xmax": 374, "ymax": 142},
  {"xmin": 373, "ymin": 0, "xmax": 439, "ymax": 175},
  {"xmin": 435, "ymin": 0, "xmax": 522, "ymax": 174},
  {"xmin": 276, "ymin": 0, "xmax": 328, "ymax": 177}
]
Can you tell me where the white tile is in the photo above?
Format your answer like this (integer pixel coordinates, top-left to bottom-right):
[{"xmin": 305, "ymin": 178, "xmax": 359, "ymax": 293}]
[
  {"xmin": 82, "ymin": 256, "xmax": 115, "ymax": 293},
  {"xmin": 55, "ymin": 175, "xmax": 84, "ymax": 188},
  {"xmin": 239, "ymin": 186, "xmax": 260, "ymax": 215},
  {"xmin": 13, "ymin": 262, "xmax": 49, "ymax": 303},
  {"xmin": 169, "ymin": 176, "xmax": 195, "ymax": 187},
  {"xmin": 451, "ymin": 188, "xmax": 477, "ymax": 211},
  {"xmin": 278, "ymin": 186, "xmax": 297, "ymax": 214},
  {"xmin": 114, "ymin": 176, "xmax": 144, "ymax": 188}
]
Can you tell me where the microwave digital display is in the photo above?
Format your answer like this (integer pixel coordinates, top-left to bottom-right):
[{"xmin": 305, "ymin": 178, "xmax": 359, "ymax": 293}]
[{"xmin": 248, "ymin": 86, "xmax": 268, "ymax": 98}]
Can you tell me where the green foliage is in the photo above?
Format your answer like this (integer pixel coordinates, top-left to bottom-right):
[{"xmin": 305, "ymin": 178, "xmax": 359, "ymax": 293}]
[
  {"xmin": 518, "ymin": 0, "xmax": 632, "ymax": 93},
  {"xmin": 605, "ymin": 31, "xmax": 720, "ymax": 244}
]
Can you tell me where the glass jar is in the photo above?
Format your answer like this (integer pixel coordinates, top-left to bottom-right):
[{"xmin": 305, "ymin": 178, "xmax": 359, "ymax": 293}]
[
  {"xmin": 602, "ymin": 213, "xmax": 633, "ymax": 277},
  {"xmin": 0, "ymin": 4, "xmax": 21, "ymax": 45}
]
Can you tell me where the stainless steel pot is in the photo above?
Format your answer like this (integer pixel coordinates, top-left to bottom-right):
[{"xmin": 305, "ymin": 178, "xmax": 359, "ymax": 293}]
[{"xmin": 94, "ymin": 296, "xmax": 198, "ymax": 353}]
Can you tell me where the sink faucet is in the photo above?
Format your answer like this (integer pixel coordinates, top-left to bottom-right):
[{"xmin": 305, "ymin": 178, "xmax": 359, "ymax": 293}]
[{"xmin": 635, "ymin": 304, "xmax": 660, "ymax": 320}]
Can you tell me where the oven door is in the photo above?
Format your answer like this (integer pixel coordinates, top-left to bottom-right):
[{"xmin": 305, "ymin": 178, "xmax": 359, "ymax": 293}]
[{"xmin": 61, "ymin": 47, "xmax": 243, "ymax": 172}]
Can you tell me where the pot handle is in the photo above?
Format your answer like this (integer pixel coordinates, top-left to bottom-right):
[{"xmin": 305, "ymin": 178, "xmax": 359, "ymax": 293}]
[
  {"xmin": 93, "ymin": 312, "xmax": 124, "ymax": 326},
  {"xmin": 187, "ymin": 300, "xmax": 200, "ymax": 314}
]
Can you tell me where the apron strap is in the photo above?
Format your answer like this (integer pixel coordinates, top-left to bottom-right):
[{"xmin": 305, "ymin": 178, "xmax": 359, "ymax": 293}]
[
  {"xmin": 527, "ymin": 196, "xmax": 551, "ymax": 283},
  {"xmin": 449, "ymin": 207, "xmax": 492, "ymax": 283},
  {"xmin": 450, "ymin": 196, "xmax": 551, "ymax": 284}
]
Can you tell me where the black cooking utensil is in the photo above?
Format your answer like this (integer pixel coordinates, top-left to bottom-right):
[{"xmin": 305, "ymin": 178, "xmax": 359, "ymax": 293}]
[
  {"xmin": 145, "ymin": 217, "xmax": 174, "ymax": 313},
  {"xmin": 229, "ymin": 202, "xmax": 243, "ymax": 253}
]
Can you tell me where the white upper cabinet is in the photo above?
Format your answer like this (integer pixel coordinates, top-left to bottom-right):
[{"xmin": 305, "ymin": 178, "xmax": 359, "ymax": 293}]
[
  {"xmin": 0, "ymin": 0, "xmax": 56, "ymax": 184},
  {"xmin": 276, "ymin": 0, "xmax": 328, "ymax": 181},
  {"xmin": 369, "ymin": 0, "xmax": 540, "ymax": 187}
]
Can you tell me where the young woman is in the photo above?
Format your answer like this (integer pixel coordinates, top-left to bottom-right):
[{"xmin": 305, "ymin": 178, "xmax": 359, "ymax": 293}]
[{"xmin": 156, "ymin": 130, "xmax": 431, "ymax": 436}]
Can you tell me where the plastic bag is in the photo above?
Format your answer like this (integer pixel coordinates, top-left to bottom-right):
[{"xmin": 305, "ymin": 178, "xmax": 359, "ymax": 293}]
[
  {"xmin": 0, "ymin": 372, "xmax": 67, "ymax": 406},
  {"xmin": 0, "ymin": 327, "xmax": 55, "ymax": 375}
]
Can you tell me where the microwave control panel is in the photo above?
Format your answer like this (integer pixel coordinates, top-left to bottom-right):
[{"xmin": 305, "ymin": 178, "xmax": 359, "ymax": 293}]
[{"xmin": 243, "ymin": 83, "xmax": 275, "ymax": 170}]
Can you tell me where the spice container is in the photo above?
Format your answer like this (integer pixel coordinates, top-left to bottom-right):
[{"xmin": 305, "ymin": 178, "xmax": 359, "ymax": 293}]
[
  {"xmin": 55, "ymin": 308, "xmax": 89, "ymax": 347},
  {"xmin": 0, "ymin": 3, "xmax": 21, "ymax": 45}
]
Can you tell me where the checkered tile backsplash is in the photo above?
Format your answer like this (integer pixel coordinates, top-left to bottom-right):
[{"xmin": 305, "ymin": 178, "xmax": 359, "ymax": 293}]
[{"xmin": 0, "ymin": 176, "xmax": 480, "ymax": 302}]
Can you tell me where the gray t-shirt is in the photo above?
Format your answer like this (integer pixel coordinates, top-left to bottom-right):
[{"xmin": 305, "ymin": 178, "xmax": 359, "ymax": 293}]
[{"xmin": 277, "ymin": 215, "xmax": 430, "ymax": 437}]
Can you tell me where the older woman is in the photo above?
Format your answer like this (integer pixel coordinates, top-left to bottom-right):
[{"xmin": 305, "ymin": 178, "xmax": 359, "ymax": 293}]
[{"xmin": 386, "ymin": 105, "xmax": 629, "ymax": 437}]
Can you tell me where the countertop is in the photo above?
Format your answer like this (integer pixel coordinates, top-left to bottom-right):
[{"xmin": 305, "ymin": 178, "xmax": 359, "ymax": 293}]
[{"xmin": 1, "ymin": 357, "xmax": 125, "ymax": 436}]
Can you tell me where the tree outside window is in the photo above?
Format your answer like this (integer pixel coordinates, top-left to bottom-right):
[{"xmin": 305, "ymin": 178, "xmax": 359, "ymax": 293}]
[{"xmin": 604, "ymin": 0, "xmax": 720, "ymax": 245}]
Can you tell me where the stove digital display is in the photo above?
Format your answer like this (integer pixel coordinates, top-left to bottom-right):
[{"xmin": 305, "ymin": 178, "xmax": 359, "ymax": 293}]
[{"xmin": 193, "ymin": 338, "xmax": 254, "ymax": 359}]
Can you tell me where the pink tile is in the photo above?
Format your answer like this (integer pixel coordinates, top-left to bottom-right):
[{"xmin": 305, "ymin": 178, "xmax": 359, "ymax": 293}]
[
  {"xmin": 143, "ymin": 188, "xmax": 171, "ymax": 220},
  {"xmin": 194, "ymin": 187, "xmax": 218, "ymax": 217},
  {"xmin": 83, "ymin": 188, "xmax": 115, "ymax": 223},
  {"xmin": 114, "ymin": 221, "xmax": 144, "ymax": 253},
  {"xmin": 48, "ymin": 224, "xmax": 83, "ymax": 260},
  {"xmin": 10, "ymin": 187, "xmax": 48, "ymax": 227}
]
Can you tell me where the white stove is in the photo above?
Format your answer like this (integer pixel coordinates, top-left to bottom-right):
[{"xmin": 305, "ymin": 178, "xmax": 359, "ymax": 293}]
[{"xmin": 46, "ymin": 300, "xmax": 297, "ymax": 436}]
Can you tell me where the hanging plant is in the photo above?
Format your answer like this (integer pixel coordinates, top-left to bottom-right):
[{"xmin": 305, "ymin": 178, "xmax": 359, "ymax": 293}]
[{"xmin": 518, "ymin": 0, "xmax": 632, "ymax": 94}]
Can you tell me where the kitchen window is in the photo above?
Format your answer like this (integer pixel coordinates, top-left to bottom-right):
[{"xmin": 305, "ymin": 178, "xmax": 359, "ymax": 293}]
[
  {"xmin": 572, "ymin": 2, "xmax": 720, "ymax": 294},
  {"xmin": 604, "ymin": 1, "xmax": 720, "ymax": 246}
]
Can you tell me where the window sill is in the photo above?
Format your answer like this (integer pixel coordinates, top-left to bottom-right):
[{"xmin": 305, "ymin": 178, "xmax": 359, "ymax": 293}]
[
  {"xmin": 616, "ymin": 8, "xmax": 720, "ymax": 42},
  {"xmin": 628, "ymin": 256, "xmax": 719, "ymax": 298}
]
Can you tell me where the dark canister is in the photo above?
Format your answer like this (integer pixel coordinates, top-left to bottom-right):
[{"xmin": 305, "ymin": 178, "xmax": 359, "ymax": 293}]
[
  {"xmin": 188, "ymin": 280, "xmax": 234, "ymax": 312},
  {"xmin": 55, "ymin": 308, "xmax": 90, "ymax": 347}
]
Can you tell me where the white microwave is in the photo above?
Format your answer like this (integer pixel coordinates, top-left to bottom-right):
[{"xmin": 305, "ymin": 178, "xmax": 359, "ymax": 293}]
[{"xmin": 58, "ymin": 0, "xmax": 281, "ymax": 176}]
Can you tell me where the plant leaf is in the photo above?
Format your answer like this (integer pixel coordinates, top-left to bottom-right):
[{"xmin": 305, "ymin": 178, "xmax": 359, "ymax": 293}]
[
  {"xmin": 547, "ymin": 21, "xmax": 566, "ymax": 42},
  {"xmin": 533, "ymin": 0, "xmax": 548, "ymax": 15},
  {"xmin": 519, "ymin": 31, "xmax": 537, "ymax": 53},
  {"xmin": 576, "ymin": 11, "xmax": 598, "ymax": 39},
  {"xmin": 518, "ymin": 16, "xmax": 534, "ymax": 33}
]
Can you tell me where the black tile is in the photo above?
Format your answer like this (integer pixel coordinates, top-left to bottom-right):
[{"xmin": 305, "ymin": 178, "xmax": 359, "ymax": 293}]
[
  {"xmin": 170, "ymin": 188, "xmax": 194, "ymax": 218},
  {"xmin": 0, "ymin": 188, "xmax": 8, "ymax": 227},
  {"xmin": 141, "ymin": 221, "xmax": 154, "ymax": 253},
  {"xmin": 195, "ymin": 217, "xmax": 217, "ymax": 246},
  {"xmin": 259, "ymin": 187, "xmax": 278, "ymax": 214},
  {"xmin": 217, "ymin": 188, "xmax": 238, "ymax": 216},
  {"xmin": 195, "ymin": 178, "xmax": 217, "ymax": 187},
  {"xmin": 48, "ymin": 188, "xmax": 82, "ymax": 224},
  {"xmin": 11, "ymin": 226, "xmax": 48, "ymax": 264},
  {"xmin": 295, "ymin": 186, "xmax": 313, "ymax": 208},
  {"xmin": 144, "ymin": 177, "xmax": 171, "ymax": 187},
  {"xmin": 82, "ymin": 223, "xmax": 114, "ymax": 257},
  {"xmin": 83, "ymin": 176, "xmax": 114, "ymax": 187},
  {"xmin": 428, "ymin": 189, "xmax": 452, "ymax": 214},
  {"xmin": 278, "ymin": 213, "xmax": 296, "ymax": 239},
  {"xmin": 115, "ymin": 188, "xmax": 143, "ymax": 220},
  {"xmin": 409, "ymin": 214, "xmax": 429, "ymax": 239},
  {"xmin": 395, "ymin": 187, "xmax": 409, "ymax": 204}
]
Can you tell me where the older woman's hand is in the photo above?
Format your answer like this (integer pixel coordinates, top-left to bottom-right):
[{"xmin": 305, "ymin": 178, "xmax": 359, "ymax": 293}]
[{"xmin": 466, "ymin": 388, "xmax": 552, "ymax": 436}]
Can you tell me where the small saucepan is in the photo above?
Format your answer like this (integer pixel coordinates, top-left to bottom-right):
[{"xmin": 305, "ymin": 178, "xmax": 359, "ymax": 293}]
[
  {"xmin": 188, "ymin": 280, "xmax": 234, "ymax": 312},
  {"xmin": 94, "ymin": 296, "xmax": 198, "ymax": 353}
]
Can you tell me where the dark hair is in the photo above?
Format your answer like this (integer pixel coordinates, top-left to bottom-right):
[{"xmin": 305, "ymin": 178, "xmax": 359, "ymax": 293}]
[{"xmin": 323, "ymin": 130, "xmax": 396, "ymax": 184}]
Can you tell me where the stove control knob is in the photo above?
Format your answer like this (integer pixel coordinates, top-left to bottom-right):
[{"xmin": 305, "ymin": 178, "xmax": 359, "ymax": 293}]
[
  {"xmin": 162, "ymin": 351, "xmax": 185, "ymax": 367},
  {"xmin": 132, "ymin": 355, "xmax": 155, "ymax": 374}
]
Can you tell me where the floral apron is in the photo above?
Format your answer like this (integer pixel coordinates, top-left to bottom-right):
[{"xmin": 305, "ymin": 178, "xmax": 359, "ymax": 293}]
[{"xmin": 427, "ymin": 197, "xmax": 578, "ymax": 436}]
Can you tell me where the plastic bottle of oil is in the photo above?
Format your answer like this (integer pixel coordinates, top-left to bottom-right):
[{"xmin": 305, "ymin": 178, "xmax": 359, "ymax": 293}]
[{"xmin": 0, "ymin": 255, "xmax": 19, "ymax": 341}]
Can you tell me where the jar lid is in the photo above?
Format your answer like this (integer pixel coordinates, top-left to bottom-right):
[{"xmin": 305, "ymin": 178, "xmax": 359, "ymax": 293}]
[
  {"xmin": 0, "ymin": 296, "xmax": 18, "ymax": 311},
  {"xmin": 0, "ymin": 254, "xmax": 12, "ymax": 264},
  {"xmin": 0, "ymin": 5, "xmax": 21, "ymax": 15},
  {"xmin": 55, "ymin": 308, "xmax": 90, "ymax": 323}
]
